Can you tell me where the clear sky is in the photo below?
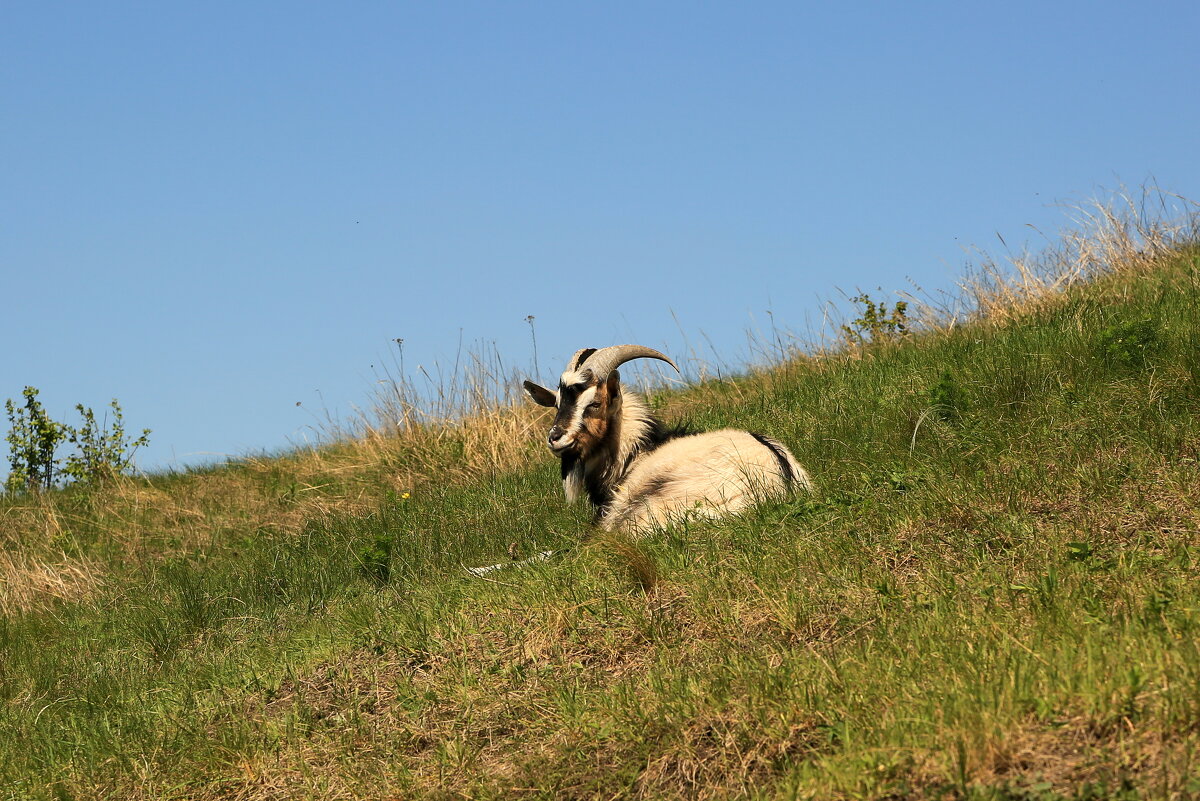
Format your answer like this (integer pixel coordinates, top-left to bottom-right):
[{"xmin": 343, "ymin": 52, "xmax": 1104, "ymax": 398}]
[{"xmin": 4, "ymin": 1, "xmax": 1198, "ymax": 474}]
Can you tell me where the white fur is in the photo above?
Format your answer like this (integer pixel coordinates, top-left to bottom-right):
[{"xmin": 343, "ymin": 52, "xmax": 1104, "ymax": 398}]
[
  {"xmin": 563, "ymin": 466, "xmax": 584, "ymax": 503},
  {"xmin": 604, "ymin": 429, "xmax": 811, "ymax": 534}
]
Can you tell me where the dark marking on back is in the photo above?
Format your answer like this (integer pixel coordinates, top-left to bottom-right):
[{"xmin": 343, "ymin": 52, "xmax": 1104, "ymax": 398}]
[
  {"xmin": 633, "ymin": 475, "xmax": 672, "ymax": 503},
  {"xmin": 603, "ymin": 475, "xmax": 673, "ymax": 529},
  {"xmin": 749, "ymin": 432, "xmax": 795, "ymax": 485},
  {"xmin": 641, "ymin": 418, "xmax": 693, "ymax": 451}
]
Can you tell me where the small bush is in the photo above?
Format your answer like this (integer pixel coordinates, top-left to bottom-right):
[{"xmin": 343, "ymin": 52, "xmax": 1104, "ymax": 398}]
[
  {"xmin": 4, "ymin": 387, "xmax": 70, "ymax": 493},
  {"xmin": 842, "ymin": 292, "xmax": 909, "ymax": 346},
  {"xmin": 358, "ymin": 534, "xmax": 394, "ymax": 586},
  {"xmin": 63, "ymin": 400, "xmax": 151, "ymax": 485},
  {"xmin": 929, "ymin": 370, "xmax": 968, "ymax": 422},
  {"xmin": 1096, "ymin": 317, "xmax": 1161, "ymax": 368},
  {"xmin": 4, "ymin": 387, "xmax": 150, "ymax": 493}
]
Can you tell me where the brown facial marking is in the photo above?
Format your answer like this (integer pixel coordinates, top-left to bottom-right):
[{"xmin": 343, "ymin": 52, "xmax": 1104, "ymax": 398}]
[
  {"xmin": 573, "ymin": 370, "xmax": 624, "ymax": 457},
  {"xmin": 546, "ymin": 368, "xmax": 624, "ymax": 458},
  {"xmin": 563, "ymin": 376, "xmax": 597, "ymax": 454}
]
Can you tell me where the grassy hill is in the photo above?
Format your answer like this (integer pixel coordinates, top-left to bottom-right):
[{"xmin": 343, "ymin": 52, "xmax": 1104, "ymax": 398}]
[{"xmin": 2, "ymin": 198, "xmax": 1199, "ymax": 799}]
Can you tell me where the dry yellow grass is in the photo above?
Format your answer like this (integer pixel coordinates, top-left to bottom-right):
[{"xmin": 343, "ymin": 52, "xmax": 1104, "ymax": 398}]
[
  {"xmin": 0, "ymin": 548, "xmax": 102, "ymax": 613},
  {"xmin": 942, "ymin": 186, "xmax": 1198, "ymax": 326}
]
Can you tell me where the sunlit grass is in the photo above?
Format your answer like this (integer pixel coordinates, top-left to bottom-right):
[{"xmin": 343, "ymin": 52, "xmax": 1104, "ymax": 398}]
[{"xmin": 1, "ymin": 191, "xmax": 1199, "ymax": 799}]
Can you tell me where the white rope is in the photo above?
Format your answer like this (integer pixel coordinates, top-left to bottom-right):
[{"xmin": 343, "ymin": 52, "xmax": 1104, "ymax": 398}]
[{"xmin": 465, "ymin": 550, "xmax": 557, "ymax": 578}]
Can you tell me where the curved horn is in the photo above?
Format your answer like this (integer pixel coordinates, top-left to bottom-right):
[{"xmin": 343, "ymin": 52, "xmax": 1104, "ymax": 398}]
[{"xmin": 579, "ymin": 344, "xmax": 679, "ymax": 378}]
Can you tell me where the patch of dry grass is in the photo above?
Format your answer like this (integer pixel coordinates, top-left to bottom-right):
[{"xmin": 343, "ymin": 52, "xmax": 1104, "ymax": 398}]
[
  {"xmin": 969, "ymin": 712, "xmax": 1200, "ymax": 797},
  {"xmin": 0, "ymin": 548, "xmax": 102, "ymax": 613},
  {"xmin": 0, "ymin": 397, "xmax": 551, "ymax": 615},
  {"xmin": 938, "ymin": 185, "xmax": 1198, "ymax": 328}
]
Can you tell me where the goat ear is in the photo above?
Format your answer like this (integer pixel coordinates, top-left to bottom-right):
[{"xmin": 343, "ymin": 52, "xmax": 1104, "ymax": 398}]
[
  {"xmin": 605, "ymin": 369, "xmax": 622, "ymax": 396},
  {"xmin": 523, "ymin": 380, "xmax": 557, "ymax": 407}
]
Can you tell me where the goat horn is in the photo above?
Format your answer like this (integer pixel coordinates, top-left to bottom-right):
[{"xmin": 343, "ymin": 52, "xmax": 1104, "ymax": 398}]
[
  {"xmin": 567, "ymin": 348, "xmax": 598, "ymax": 371},
  {"xmin": 579, "ymin": 344, "xmax": 680, "ymax": 378}
]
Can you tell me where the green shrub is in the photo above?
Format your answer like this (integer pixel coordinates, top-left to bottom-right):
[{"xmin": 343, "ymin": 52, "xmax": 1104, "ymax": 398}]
[
  {"xmin": 929, "ymin": 370, "xmax": 968, "ymax": 422},
  {"xmin": 358, "ymin": 533, "xmax": 394, "ymax": 586},
  {"xmin": 62, "ymin": 400, "xmax": 151, "ymax": 485},
  {"xmin": 4, "ymin": 387, "xmax": 69, "ymax": 493},
  {"xmin": 4, "ymin": 388, "xmax": 150, "ymax": 493},
  {"xmin": 1096, "ymin": 317, "xmax": 1161, "ymax": 368},
  {"xmin": 842, "ymin": 292, "xmax": 910, "ymax": 345}
]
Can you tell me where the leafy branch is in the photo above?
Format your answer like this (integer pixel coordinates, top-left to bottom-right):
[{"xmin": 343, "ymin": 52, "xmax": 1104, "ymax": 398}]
[{"xmin": 4, "ymin": 387, "xmax": 150, "ymax": 493}]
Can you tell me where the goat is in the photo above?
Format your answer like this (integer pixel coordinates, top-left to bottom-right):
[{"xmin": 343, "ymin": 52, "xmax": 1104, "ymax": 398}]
[
  {"xmin": 467, "ymin": 344, "xmax": 811, "ymax": 575},
  {"xmin": 521, "ymin": 344, "xmax": 811, "ymax": 535}
]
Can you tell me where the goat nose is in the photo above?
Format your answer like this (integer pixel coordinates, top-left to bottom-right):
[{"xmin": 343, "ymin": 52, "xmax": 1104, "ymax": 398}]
[{"xmin": 548, "ymin": 425, "xmax": 565, "ymax": 443}]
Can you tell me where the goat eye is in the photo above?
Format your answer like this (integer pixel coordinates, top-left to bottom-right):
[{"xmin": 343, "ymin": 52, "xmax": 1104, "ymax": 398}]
[{"xmin": 587, "ymin": 402, "xmax": 601, "ymax": 410}]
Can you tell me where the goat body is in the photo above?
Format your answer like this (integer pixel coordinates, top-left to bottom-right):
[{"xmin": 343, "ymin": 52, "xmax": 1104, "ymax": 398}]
[{"xmin": 524, "ymin": 345, "xmax": 810, "ymax": 535}]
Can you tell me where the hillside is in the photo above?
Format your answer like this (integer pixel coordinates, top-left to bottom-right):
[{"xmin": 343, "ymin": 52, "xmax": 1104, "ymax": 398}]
[{"xmin": 2, "ymin": 200, "xmax": 1199, "ymax": 800}]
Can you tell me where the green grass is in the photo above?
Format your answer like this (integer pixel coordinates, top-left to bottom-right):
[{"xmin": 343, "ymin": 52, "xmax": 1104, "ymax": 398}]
[{"xmin": 2, "ymin": 242, "xmax": 1199, "ymax": 798}]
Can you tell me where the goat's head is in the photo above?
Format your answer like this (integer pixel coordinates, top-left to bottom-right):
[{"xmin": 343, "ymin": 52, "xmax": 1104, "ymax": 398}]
[{"xmin": 523, "ymin": 345, "xmax": 679, "ymax": 457}]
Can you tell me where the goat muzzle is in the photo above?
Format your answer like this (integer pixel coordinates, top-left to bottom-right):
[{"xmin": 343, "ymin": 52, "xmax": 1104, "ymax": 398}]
[{"xmin": 547, "ymin": 425, "xmax": 571, "ymax": 451}]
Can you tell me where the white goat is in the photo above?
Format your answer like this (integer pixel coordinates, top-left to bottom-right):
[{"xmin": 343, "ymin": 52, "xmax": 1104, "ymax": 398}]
[
  {"xmin": 467, "ymin": 345, "xmax": 810, "ymax": 576},
  {"xmin": 523, "ymin": 344, "xmax": 811, "ymax": 533}
]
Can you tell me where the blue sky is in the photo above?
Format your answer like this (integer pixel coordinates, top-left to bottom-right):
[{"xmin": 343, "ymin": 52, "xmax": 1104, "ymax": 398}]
[{"xmin": 3, "ymin": 1, "xmax": 1198, "ymax": 474}]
